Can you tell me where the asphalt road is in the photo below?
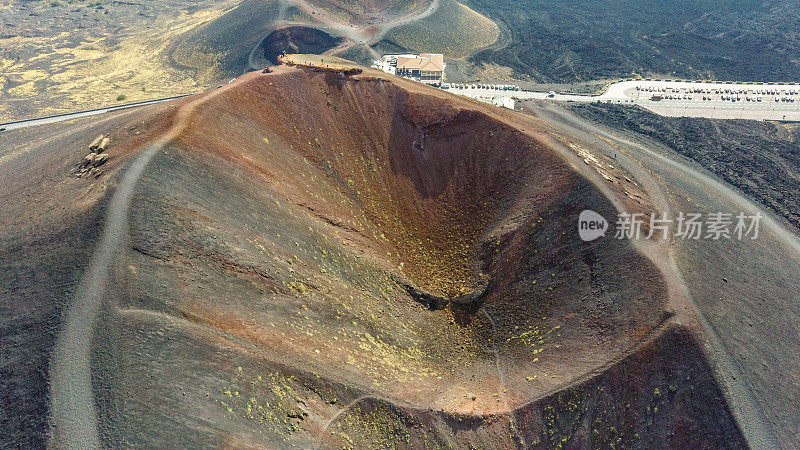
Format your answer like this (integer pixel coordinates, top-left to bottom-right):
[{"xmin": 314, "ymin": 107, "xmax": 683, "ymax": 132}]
[
  {"xmin": 0, "ymin": 95, "xmax": 191, "ymax": 132},
  {"xmin": 6, "ymin": 78, "xmax": 797, "ymax": 135},
  {"xmin": 445, "ymin": 79, "xmax": 800, "ymax": 121}
]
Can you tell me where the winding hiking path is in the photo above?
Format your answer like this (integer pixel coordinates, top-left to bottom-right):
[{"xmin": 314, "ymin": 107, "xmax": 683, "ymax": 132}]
[
  {"xmin": 246, "ymin": 0, "xmax": 441, "ymax": 70},
  {"xmin": 526, "ymin": 102, "xmax": 789, "ymax": 448},
  {"xmin": 47, "ymin": 69, "xmax": 269, "ymax": 448},
  {"xmin": 480, "ymin": 308, "xmax": 527, "ymax": 447}
]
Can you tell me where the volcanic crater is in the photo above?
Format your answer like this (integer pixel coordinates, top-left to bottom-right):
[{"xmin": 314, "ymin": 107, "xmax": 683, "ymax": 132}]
[
  {"xmin": 76, "ymin": 62, "xmax": 746, "ymax": 447},
  {"xmin": 261, "ymin": 27, "xmax": 343, "ymax": 65}
]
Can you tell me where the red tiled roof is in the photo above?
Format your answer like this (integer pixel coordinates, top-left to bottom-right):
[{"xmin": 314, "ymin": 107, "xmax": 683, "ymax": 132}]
[{"xmin": 396, "ymin": 54, "xmax": 444, "ymax": 72}]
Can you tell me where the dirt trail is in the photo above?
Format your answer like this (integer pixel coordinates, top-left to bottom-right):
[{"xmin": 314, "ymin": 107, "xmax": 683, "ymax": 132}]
[
  {"xmin": 46, "ymin": 69, "xmax": 272, "ymax": 448},
  {"xmin": 247, "ymin": 0, "xmax": 441, "ymax": 68},
  {"xmin": 526, "ymin": 102, "xmax": 784, "ymax": 448},
  {"xmin": 478, "ymin": 308, "xmax": 529, "ymax": 446},
  {"xmin": 325, "ymin": 0, "xmax": 440, "ymax": 58},
  {"xmin": 312, "ymin": 318, "xmax": 674, "ymax": 447}
]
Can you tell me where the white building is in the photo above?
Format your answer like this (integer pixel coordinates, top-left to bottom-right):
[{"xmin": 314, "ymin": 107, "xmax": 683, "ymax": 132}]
[
  {"xmin": 472, "ymin": 96, "xmax": 516, "ymax": 110},
  {"xmin": 374, "ymin": 53, "xmax": 445, "ymax": 85}
]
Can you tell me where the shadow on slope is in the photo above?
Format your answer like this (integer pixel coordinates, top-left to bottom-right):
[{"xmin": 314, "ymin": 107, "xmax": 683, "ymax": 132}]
[
  {"xmin": 320, "ymin": 326, "xmax": 745, "ymax": 448},
  {"xmin": 170, "ymin": 0, "xmax": 282, "ymax": 77},
  {"xmin": 262, "ymin": 27, "xmax": 343, "ymax": 65},
  {"xmin": 94, "ymin": 66, "xmax": 742, "ymax": 447}
]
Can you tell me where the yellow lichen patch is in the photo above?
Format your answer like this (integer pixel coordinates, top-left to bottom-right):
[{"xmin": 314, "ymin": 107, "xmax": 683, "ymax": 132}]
[
  {"xmin": 7, "ymin": 81, "xmax": 38, "ymax": 98},
  {"xmin": 0, "ymin": 6, "xmax": 230, "ymax": 120},
  {"xmin": 3, "ymin": 68, "xmax": 49, "ymax": 83},
  {"xmin": 215, "ymin": 367, "xmax": 309, "ymax": 440},
  {"xmin": 0, "ymin": 58, "xmax": 16, "ymax": 71},
  {"xmin": 506, "ymin": 324, "xmax": 560, "ymax": 357},
  {"xmin": 350, "ymin": 330, "xmax": 439, "ymax": 384},
  {"xmin": 333, "ymin": 402, "xmax": 415, "ymax": 448}
]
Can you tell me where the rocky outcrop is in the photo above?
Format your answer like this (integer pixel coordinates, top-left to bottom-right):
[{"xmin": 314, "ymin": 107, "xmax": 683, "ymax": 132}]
[
  {"xmin": 76, "ymin": 135, "xmax": 110, "ymax": 178},
  {"xmin": 394, "ymin": 274, "xmax": 490, "ymax": 310}
]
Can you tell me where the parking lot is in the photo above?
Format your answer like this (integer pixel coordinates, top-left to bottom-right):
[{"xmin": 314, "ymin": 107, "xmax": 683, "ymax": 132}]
[
  {"xmin": 626, "ymin": 81, "xmax": 799, "ymax": 104},
  {"xmin": 444, "ymin": 80, "xmax": 800, "ymax": 121}
]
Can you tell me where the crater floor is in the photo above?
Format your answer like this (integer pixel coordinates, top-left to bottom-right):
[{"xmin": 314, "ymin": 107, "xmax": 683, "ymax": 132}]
[{"xmin": 94, "ymin": 64, "xmax": 743, "ymax": 447}]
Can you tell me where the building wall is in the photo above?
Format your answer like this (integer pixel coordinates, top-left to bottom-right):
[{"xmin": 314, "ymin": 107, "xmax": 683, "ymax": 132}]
[{"xmin": 377, "ymin": 54, "xmax": 444, "ymax": 84}]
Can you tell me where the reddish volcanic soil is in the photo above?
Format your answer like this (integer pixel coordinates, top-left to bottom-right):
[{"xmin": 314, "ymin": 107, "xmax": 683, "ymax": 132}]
[{"xmin": 1, "ymin": 60, "xmax": 746, "ymax": 447}]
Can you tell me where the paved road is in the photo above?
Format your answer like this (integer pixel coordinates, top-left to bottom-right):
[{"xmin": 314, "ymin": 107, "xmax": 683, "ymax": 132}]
[
  {"xmin": 0, "ymin": 95, "xmax": 191, "ymax": 132},
  {"xmin": 445, "ymin": 79, "xmax": 800, "ymax": 121}
]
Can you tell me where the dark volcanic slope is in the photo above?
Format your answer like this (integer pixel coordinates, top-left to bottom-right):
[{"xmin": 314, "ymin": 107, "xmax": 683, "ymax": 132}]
[
  {"xmin": 78, "ymin": 65, "xmax": 743, "ymax": 447},
  {"xmin": 321, "ymin": 327, "xmax": 744, "ymax": 448},
  {"xmin": 0, "ymin": 63, "xmax": 747, "ymax": 447},
  {"xmin": 170, "ymin": 0, "xmax": 281, "ymax": 77},
  {"xmin": 569, "ymin": 103, "xmax": 800, "ymax": 232},
  {"xmin": 467, "ymin": 0, "xmax": 800, "ymax": 82},
  {"xmin": 262, "ymin": 27, "xmax": 343, "ymax": 65},
  {"xmin": 0, "ymin": 102, "xmax": 179, "ymax": 447}
]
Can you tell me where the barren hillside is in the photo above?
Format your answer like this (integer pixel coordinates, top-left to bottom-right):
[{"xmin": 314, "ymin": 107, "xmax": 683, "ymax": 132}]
[{"xmin": 1, "ymin": 60, "xmax": 754, "ymax": 447}]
